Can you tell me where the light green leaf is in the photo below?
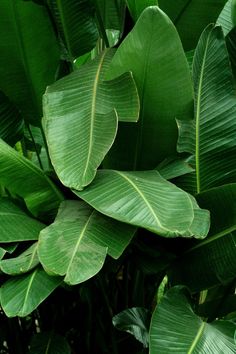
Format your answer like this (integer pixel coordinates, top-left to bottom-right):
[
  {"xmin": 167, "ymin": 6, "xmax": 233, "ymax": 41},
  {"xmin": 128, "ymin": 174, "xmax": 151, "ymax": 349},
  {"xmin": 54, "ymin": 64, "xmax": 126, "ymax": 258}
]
[
  {"xmin": 177, "ymin": 25, "xmax": 236, "ymax": 194},
  {"xmin": 38, "ymin": 200, "xmax": 136, "ymax": 285},
  {"xmin": 113, "ymin": 307, "xmax": 150, "ymax": 348},
  {"xmin": 0, "ymin": 139, "xmax": 63, "ymax": 220},
  {"xmin": 0, "ymin": 91, "xmax": 23, "ymax": 146},
  {"xmin": 0, "ymin": 267, "xmax": 62, "ymax": 317},
  {"xmin": 0, "ymin": 0, "xmax": 59, "ymax": 126},
  {"xmin": 47, "ymin": 0, "xmax": 98, "ymax": 59},
  {"xmin": 43, "ymin": 50, "xmax": 139, "ymax": 190},
  {"xmin": 126, "ymin": 0, "xmax": 158, "ymax": 21},
  {"xmin": 0, "ymin": 199, "xmax": 44, "ymax": 242},
  {"xmin": 217, "ymin": 0, "xmax": 235, "ymax": 35},
  {"xmin": 74, "ymin": 170, "xmax": 210, "ymax": 238},
  {"xmin": 169, "ymin": 184, "xmax": 236, "ymax": 292},
  {"xmin": 29, "ymin": 332, "xmax": 71, "ymax": 354},
  {"xmin": 104, "ymin": 6, "xmax": 193, "ymax": 170},
  {"xmin": 157, "ymin": 157, "xmax": 194, "ymax": 180},
  {"xmin": 149, "ymin": 286, "xmax": 236, "ymax": 353},
  {"xmin": 159, "ymin": 0, "xmax": 227, "ymax": 50},
  {"xmin": 0, "ymin": 243, "xmax": 39, "ymax": 275}
]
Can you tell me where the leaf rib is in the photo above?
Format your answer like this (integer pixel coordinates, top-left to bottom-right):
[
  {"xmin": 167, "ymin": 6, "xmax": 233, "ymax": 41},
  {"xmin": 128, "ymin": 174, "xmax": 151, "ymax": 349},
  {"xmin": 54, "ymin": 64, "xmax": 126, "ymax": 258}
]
[{"xmin": 188, "ymin": 322, "xmax": 206, "ymax": 354}]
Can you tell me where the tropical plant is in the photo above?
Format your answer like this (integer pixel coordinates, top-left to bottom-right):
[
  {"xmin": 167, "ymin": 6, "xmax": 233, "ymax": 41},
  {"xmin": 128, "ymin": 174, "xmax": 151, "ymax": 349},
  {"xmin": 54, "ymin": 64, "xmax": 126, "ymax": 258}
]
[{"xmin": 0, "ymin": 0, "xmax": 235, "ymax": 353}]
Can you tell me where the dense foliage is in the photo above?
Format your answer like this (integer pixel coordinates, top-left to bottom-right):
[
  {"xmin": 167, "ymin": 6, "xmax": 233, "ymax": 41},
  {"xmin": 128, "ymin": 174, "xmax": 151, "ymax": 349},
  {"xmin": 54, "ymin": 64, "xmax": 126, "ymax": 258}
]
[{"xmin": 0, "ymin": 0, "xmax": 235, "ymax": 353}]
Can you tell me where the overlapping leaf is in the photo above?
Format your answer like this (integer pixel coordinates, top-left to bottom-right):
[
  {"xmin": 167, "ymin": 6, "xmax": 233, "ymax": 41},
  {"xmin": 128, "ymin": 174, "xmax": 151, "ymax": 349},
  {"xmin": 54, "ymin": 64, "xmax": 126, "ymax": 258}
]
[
  {"xmin": 159, "ymin": 0, "xmax": 227, "ymax": 50},
  {"xmin": 38, "ymin": 200, "xmax": 136, "ymax": 285},
  {"xmin": 0, "ymin": 0, "xmax": 60, "ymax": 126},
  {"xmin": 0, "ymin": 267, "xmax": 62, "ymax": 317},
  {"xmin": 104, "ymin": 6, "xmax": 193, "ymax": 170},
  {"xmin": 177, "ymin": 25, "xmax": 236, "ymax": 194},
  {"xmin": 169, "ymin": 184, "xmax": 236, "ymax": 292},
  {"xmin": 0, "ymin": 91, "xmax": 23, "ymax": 146},
  {"xmin": 95, "ymin": 0, "xmax": 126, "ymax": 32},
  {"xmin": 43, "ymin": 50, "xmax": 139, "ymax": 190},
  {"xmin": 47, "ymin": 0, "xmax": 98, "ymax": 59},
  {"xmin": 0, "ymin": 199, "xmax": 44, "ymax": 242},
  {"xmin": 75, "ymin": 170, "xmax": 210, "ymax": 238},
  {"xmin": 149, "ymin": 286, "xmax": 236, "ymax": 353},
  {"xmin": 0, "ymin": 243, "xmax": 39, "ymax": 275},
  {"xmin": 126, "ymin": 0, "xmax": 158, "ymax": 21},
  {"xmin": 217, "ymin": 0, "xmax": 235, "ymax": 35},
  {"xmin": 0, "ymin": 139, "xmax": 63, "ymax": 220}
]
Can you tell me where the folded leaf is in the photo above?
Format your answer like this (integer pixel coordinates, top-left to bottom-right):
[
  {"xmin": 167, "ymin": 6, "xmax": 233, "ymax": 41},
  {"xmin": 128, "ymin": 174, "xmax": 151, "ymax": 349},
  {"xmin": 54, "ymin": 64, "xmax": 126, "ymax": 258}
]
[
  {"xmin": 0, "ymin": 0, "xmax": 60, "ymax": 126},
  {"xmin": 47, "ymin": 0, "xmax": 98, "ymax": 59},
  {"xmin": 0, "ymin": 267, "xmax": 62, "ymax": 317},
  {"xmin": 0, "ymin": 199, "xmax": 44, "ymax": 242},
  {"xmin": 38, "ymin": 200, "xmax": 136, "ymax": 285},
  {"xmin": 104, "ymin": 6, "xmax": 193, "ymax": 170},
  {"xmin": 0, "ymin": 243, "xmax": 39, "ymax": 275},
  {"xmin": 177, "ymin": 25, "xmax": 236, "ymax": 194},
  {"xmin": 159, "ymin": 0, "xmax": 227, "ymax": 50},
  {"xmin": 169, "ymin": 184, "xmax": 236, "ymax": 292},
  {"xmin": 217, "ymin": 0, "xmax": 235, "ymax": 35},
  {"xmin": 0, "ymin": 139, "xmax": 64, "ymax": 220},
  {"xmin": 149, "ymin": 286, "xmax": 236, "ymax": 353},
  {"xmin": 75, "ymin": 170, "xmax": 210, "ymax": 238},
  {"xmin": 43, "ymin": 49, "xmax": 139, "ymax": 190}
]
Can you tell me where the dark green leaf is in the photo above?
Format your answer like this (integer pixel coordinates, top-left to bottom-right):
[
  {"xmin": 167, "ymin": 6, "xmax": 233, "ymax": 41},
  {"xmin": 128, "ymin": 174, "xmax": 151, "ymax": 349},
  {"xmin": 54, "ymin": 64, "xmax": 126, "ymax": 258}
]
[
  {"xmin": 149, "ymin": 286, "xmax": 236, "ymax": 353},
  {"xmin": 29, "ymin": 332, "xmax": 71, "ymax": 354}
]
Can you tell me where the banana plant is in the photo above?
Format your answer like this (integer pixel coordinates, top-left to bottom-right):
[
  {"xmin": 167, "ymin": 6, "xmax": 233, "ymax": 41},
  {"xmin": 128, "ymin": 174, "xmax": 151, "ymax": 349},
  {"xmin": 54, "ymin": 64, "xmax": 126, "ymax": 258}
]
[{"xmin": 0, "ymin": 1, "xmax": 235, "ymax": 353}]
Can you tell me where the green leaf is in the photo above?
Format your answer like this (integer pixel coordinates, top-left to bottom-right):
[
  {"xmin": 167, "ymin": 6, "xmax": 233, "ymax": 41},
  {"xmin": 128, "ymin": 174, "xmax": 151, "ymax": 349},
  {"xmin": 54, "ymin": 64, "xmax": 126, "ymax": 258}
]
[
  {"xmin": 0, "ymin": 139, "xmax": 63, "ymax": 220},
  {"xmin": 149, "ymin": 286, "xmax": 236, "ymax": 353},
  {"xmin": 0, "ymin": 243, "xmax": 39, "ymax": 275},
  {"xmin": 113, "ymin": 307, "xmax": 150, "ymax": 348},
  {"xmin": 159, "ymin": 0, "xmax": 227, "ymax": 50},
  {"xmin": 0, "ymin": 0, "xmax": 60, "ymax": 126},
  {"xmin": 0, "ymin": 267, "xmax": 62, "ymax": 317},
  {"xmin": 43, "ymin": 50, "xmax": 139, "ymax": 190},
  {"xmin": 74, "ymin": 170, "xmax": 210, "ymax": 238},
  {"xmin": 177, "ymin": 25, "xmax": 236, "ymax": 194},
  {"xmin": 38, "ymin": 200, "xmax": 136, "ymax": 285},
  {"xmin": 126, "ymin": 0, "xmax": 158, "ymax": 21},
  {"xmin": 226, "ymin": 27, "xmax": 236, "ymax": 81},
  {"xmin": 217, "ymin": 0, "xmax": 235, "ymax": 35},
  {"xmin": 157, "ymin": 157, "xmax": 194, "ymax": 180},
  {"xmin": 95, "ymin": 0, "xmax": 126, "ymax": 31},
  {"xmin": 0, "ymin": 91, "xmax": 23, "ymax": 146},
  {"xmin": 29, "ymin": 332, "xmax": 71, "ymax": 354},
  {"xmin": 169, "ymin": 184, "xmax": 236, "ymax": 292},
  {"xmin": 47, "ymin": 0, "xmax": 98, "ymax": 59},
  {"xmin": 104, "ymin": 6, "xmax": 193, "ymax": 170},
  {"xmin": 0, "ymin": 199, "xmax": 44, "ymax": 242}
]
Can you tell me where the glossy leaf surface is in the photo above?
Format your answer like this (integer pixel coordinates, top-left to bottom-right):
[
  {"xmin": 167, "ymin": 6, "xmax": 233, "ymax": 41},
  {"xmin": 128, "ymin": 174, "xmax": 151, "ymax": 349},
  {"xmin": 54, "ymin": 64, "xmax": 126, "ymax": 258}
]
[
  {"xmin": 43, "ymin": 50, "xmax": 139, "ymax": 190},
  {"xmin": 105, "ymin": 6, "xmax": 193, "ymax": 170},
  {"xmin": 75, "ymin": 170, "xmax": 210, "ymax": 238},
  {"xmin": 177, "ymin": 25, "xmax": 236, "ymax": 194},
  {"xmin": 38, "ymin": 201, "xmax": 136, "ymax": 285},
  {"xmin": 0, "ymin": 267, "xmax": 61, "ymax": 317},
  {"xmin": 149, "ymin": 287, "xmax": 236, "ymax": 353}
]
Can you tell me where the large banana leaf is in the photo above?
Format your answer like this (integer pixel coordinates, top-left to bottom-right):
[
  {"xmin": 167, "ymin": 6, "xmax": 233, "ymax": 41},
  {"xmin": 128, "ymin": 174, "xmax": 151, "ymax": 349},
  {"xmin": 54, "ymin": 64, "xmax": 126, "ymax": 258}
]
[
  {"xmin": 0, "ymin": 267, "xmax": 62, "ymax": 317},
  {"xmin": 0, "ymin": 243, "xmax": 39, "ymax": 275},
  {"xmin": 169, "ymin": 184, "xmax": 236, "ymax": 292},
  {"xmin": 95, "ymin": 0, "xmax": 126, "ymax": 31},
  {"xmin": 217, "ymin": 0, "xmax": 235, "ymax": 35},
  {"xmin": 29, "ymin": 332, "xmax": 71, "ymax": 354},
  {"xmin": 226, "ymin": 27, "xmax": 236, "ymax": 81},
  {"xmin": 177, "ymin": 25, "xmax": 236, "ymax": 194},
  {"xmin": 75, "ymin": 170, "xmax": 210, "ymax": 238},
  {"xmin": 0, "ymin": 0, "xmax": 60, "ymax": 126},
  {"xmin": 43, "ymin": 49, "xmax": 139, "ymax": 190},
  {"xmin": 159, "ymin": 0, "xmax": 227, "ymax": 50},
  {"xmin": 126, "ymin": 0, "xmax": 158, "ymax": 21},
  {"xmin": 47, "ymin": 0, "xmax": 98, "ymax": 59},
  {"xmin": 149, "ymin": 286, "xmax": 236, "ymax": 353},
  {"xmin": 38, "ymin": 200, "xmax": 136, "ymax": 285},
  {"xmin": 0, "ymin": 199, "xmax": 44, "ymax": 242},
  {"xmin": 104, "ymin": 6, "xmax": 193, "ymax": 170},
  {"xmin": 0, "ymin": 91, "xmax": 23, "ymax": 146},
  {"xmin": 0, "ymin": 139, "xmax": 63, "ymax": 220}
]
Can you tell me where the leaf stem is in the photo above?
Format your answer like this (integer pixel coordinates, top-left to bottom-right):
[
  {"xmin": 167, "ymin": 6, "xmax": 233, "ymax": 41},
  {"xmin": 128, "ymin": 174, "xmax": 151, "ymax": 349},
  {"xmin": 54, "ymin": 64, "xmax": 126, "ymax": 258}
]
[{"xmin": 26, "ymin": 124, "xmax": 44, "ymax": 170}]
